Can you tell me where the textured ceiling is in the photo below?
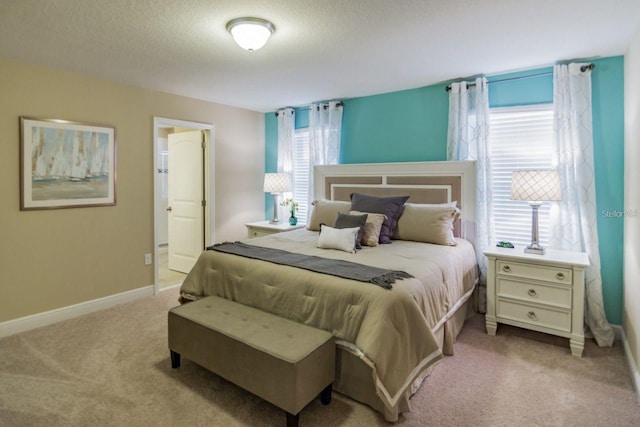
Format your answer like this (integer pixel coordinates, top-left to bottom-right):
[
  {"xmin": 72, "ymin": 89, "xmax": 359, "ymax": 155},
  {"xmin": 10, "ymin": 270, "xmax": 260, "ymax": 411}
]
[{"xmin": 1, "ymin": 0, "xmax": 639, "ymax": 112}]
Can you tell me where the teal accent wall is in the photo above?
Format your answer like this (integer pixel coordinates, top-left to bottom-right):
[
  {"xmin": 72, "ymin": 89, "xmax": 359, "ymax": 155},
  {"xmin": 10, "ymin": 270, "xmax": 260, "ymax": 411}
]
[
  {"xmin": 591, "ymin": 56, "xmax": 625, "ymax": 325},
  {"xmin": 340, "ymin": 84, "xmax": 450, "ymax": 163},
  {"xmin": 488, "ymin": 67, "xmax": 553, "ymax": 107},
  {"xmin": 265, "ymin": 112, "xmax": 278, "ymax": 172},
  {"xmin": 264, "ymin": 55, "xmax": 625, "ymax": 324}
]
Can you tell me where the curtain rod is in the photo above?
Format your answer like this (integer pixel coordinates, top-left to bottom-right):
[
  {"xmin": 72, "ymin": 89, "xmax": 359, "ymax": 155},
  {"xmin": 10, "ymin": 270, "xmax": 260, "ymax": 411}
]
[
  {"xmin": 444, "ymin": 63, "xmax": 595, "ymax": 92},
  {"xmin": 274, "ymin": 101, "xmax": 343, "ymax": 116}
]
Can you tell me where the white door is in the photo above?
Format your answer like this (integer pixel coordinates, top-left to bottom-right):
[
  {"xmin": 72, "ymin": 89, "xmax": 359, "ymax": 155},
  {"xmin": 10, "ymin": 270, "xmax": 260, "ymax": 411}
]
[{"xmin": 168, "ymin": 130, "xmax": 204, "ymax": 273}]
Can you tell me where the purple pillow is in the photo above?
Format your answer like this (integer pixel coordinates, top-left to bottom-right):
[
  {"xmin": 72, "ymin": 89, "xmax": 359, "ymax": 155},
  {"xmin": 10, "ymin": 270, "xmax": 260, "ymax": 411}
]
[
  {"xmin": 350, "ymin": 193, "xmax": 409, "ymax": 244},
  {"xmin": 334, "ymin": 212, "xmax": 368, "ymax": 249}
]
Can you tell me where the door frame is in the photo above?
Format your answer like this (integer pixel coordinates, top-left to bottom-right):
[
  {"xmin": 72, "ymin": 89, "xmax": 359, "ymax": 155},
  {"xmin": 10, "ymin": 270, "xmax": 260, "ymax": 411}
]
[{"xmin": 153, "ymin": 117, "xmax": 215, "ymax": 294}]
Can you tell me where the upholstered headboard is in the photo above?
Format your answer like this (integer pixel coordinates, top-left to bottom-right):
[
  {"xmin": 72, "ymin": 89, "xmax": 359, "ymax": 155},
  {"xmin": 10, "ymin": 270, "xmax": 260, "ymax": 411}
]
[{"xmin": 313, "ymin": 161, "xmax": 477, "ymax": 246}]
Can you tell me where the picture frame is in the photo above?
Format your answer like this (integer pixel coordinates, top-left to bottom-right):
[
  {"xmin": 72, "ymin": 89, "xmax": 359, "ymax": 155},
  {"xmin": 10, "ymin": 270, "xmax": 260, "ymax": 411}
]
[{"xmin": 20, "ymin": 117, "xmax": 117, "ymax": 210}]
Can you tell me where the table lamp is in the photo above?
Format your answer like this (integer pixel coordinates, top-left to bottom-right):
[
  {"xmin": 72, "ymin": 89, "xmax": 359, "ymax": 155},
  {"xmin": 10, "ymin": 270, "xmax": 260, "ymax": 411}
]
[
  {"xmin": 510, "ymin": 170, "xmax": 562, "ymax": 255},
  {"xmin": 263, "ymin": 173, "xmax": 291, "ymax": 224}
]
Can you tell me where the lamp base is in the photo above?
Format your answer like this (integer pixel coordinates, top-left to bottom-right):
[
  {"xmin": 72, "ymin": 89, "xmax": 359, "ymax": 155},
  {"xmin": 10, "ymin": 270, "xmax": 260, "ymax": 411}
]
[
  {"xmin": 269, "ymin": 192, "xmax": 280, "ymax": 224},
  {"xmin": 525, "ymin": 202, "xmax": 545, "ymax": 255},
  {"xmin": 524, "ymin": 244, "xmax": 546, "ymax": 255}
]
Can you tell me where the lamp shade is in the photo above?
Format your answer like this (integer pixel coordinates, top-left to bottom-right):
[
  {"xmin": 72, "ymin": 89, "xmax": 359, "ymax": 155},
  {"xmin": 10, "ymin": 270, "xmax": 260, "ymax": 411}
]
[
  {"xmin": 227, "ymin": 17, "xmax": 275, "ymax": 52},
  {"xmin": 511, "ymin": 170, "xmax": 562, "ymax": 202},
  {"xmin": 263, "ymin": 173, "xmax": 291, "ymax": 193}
]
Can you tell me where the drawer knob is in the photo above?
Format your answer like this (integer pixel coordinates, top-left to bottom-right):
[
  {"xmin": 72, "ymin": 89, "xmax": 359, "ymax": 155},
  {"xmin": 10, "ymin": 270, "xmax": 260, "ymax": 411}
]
[
  {"xmin": 556, "ymin": 272, "xmax": 566, "ymax": 280},
  {"xmin": 527, "ymin": 311, "xmax": 538, "ymax": 321},
  {"xmin": 527, "ymin": 289, "xmax": 537, "ymax": 297},
  {"xmin": 502, "ymin": 265, "xmax": 511, "ymax": 273}
]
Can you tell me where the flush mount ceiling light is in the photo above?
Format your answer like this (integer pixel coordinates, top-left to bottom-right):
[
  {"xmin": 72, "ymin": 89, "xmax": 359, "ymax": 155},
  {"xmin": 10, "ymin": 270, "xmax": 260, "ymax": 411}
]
[{"xmin": 226, "ymin": 17, "xmax": 275, "ymax": 52}]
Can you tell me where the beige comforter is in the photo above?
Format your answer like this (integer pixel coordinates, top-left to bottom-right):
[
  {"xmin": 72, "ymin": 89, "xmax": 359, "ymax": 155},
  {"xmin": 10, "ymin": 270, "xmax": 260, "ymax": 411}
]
[{"xmin": 180, "ymin": 229, "xmax": 477, "ymax": 411}]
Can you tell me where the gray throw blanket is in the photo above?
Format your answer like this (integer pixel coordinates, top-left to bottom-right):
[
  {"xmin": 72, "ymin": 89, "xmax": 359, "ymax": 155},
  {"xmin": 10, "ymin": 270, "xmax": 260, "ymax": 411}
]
[{"xmin": 208, "ymin": 241, "xmax": 413, "ymax": 289}]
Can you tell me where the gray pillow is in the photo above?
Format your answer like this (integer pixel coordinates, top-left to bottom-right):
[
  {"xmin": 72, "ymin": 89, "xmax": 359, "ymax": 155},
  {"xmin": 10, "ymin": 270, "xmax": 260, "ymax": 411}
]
[
  {"xmin": 350, "ymin": 193, "xmax": 409, "ymax": 244},
  {"xmin": 334, "ymin": 212, "xmax": 368, "ymax": 249}
]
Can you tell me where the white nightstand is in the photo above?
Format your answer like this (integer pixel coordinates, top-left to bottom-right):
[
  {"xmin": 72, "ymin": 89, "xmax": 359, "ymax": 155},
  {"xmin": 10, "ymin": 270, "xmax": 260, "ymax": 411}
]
[
  {"xmin": 484, "ymin": 247, "xmax": 590, "ymax": 357},
  {"xmin": 245, "ymin": 220, "xmax": 304, "ymax": 239}
]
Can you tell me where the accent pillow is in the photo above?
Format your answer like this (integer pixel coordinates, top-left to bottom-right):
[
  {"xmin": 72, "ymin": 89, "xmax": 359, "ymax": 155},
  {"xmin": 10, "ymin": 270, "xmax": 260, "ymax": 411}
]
[
  {"xmin": 349, "ymin": 193, "xmax": 409, "ymax": 244},
  {"xmin": 307, "ymin": 199, "xmax": 352, "ymax": 231},
  {"xmin": 350, "ymin": 210, "xmax": 386, "ymax": 247},
  {"xmin": 334, "ymin": 212, "xmax": 368, "ymax": 249},
  {"xmin": 393, "ymin": 203, "xmax": 460, "ymax": 245},
  {"xmin": 392, "ymin": 201, "xmax": 460, "ymax": 239},
  {"xmin": 317, "ymin": 224, "xmax": 359, "ymax": 253}
]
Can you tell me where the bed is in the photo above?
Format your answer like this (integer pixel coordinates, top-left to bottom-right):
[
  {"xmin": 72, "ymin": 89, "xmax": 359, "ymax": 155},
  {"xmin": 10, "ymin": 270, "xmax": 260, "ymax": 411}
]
[{"xmin": 179, "ymin": 161, "xmax": 479, "ymax": 422}]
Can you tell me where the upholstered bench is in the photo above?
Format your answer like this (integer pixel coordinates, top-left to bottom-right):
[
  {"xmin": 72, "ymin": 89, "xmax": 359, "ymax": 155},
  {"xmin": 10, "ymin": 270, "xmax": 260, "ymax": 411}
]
[{"xmin": 168, "ymin": 296, "xmax": 335, "ymax": 427}]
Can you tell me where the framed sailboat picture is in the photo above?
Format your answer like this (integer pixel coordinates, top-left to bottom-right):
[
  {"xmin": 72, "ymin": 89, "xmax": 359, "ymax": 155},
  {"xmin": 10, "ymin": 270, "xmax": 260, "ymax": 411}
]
[{"xmin": 20, "ymin": 117, "xmax": 117, "ymax": 210}]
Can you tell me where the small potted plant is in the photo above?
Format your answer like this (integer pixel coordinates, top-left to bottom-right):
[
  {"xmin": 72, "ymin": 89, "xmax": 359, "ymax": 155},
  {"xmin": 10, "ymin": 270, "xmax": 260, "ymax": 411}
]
[{"xmin": 280, "ymin": 198, "xmax": 299, "ymax": 225}]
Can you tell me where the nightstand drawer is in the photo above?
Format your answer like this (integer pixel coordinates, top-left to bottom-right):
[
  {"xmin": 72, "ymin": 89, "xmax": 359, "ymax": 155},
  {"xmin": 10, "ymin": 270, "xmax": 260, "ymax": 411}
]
[
  {"xmin": 496, "ymin": 260, "xmax": 572, "ymax": 285},
  {"xmin": 497, "ymin": 299, "xmax": 571, "ymax": 333},
  {"xmin": 246, "ymin": 221, "xmax": 304, "ymax": 239},
  {"xmin": 497, "ymin": 278, "xmax": 572, "ymax": 309},
  {"xmin": 248, "ymin": 229, "xmax": 273, "ymax": 239}
]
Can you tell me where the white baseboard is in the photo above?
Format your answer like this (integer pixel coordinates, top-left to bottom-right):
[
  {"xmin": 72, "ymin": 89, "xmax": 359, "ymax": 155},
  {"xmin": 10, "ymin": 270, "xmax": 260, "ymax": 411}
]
[
  {"xmin": 159, "ymin": 282, "xmax": 182, "ymax": 292},
  {"xmin": 618, "ymin": 325, "xmax": 640, "ymax": 403},
  {"xmin": 0, "ymin": 285, "xmax": 155, "ymax": 339}
]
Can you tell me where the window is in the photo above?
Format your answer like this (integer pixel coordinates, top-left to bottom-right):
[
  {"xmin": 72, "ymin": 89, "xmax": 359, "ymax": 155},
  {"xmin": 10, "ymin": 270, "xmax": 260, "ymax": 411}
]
[
  {"xmin": 291, "ymin": 128, "xmax": 310, "ymax": 224},
  {"xmin": 489, "ymin": 104, "xmax": 554, "ymax": 247}
]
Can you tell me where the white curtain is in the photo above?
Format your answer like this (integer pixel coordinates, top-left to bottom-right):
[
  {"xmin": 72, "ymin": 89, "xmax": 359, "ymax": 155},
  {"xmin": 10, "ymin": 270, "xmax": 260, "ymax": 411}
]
[
  {"xmin": 277, "ymin": 107, "xmax": 295, "ymax": 173},
  {"xmin": 276, "ymin": 108, "xmax": 295, "ymax": 217},
  {"xmin": 446, "ymin": 77, "xmax": 493, "ymax": 284},
  {"xmin": 308, "ymin": 101, "xmax": 343, "ymax": 216},
  {"xmin": 550, "ymin": 63, "xmax": 614, "ymax": 347}
]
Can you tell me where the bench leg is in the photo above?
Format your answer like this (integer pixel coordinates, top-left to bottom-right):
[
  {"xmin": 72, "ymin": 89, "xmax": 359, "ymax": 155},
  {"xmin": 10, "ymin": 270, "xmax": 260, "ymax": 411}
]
[
  {"xmin": 286, "ymin": 411, "xmax": 299, "ymax": 427},
  {"xmin": 320, "ymin": 383, "xmax": 332, "ymax": 405},
  {"xmin": 170, "ymin": 350, "xmax": 181, "ymax": 368}
]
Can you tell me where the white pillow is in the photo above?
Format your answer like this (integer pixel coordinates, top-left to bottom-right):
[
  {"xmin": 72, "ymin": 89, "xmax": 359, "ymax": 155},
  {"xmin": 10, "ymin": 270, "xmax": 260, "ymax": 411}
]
[{"xmin": 317, "ymin": 224, "xmax": 359, "ymax": 253}]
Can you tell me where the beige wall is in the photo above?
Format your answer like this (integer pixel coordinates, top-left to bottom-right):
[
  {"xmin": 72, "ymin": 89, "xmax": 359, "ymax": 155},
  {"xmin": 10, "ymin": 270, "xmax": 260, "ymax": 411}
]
[
  {"xmin": 0, "ymin": 57, "xmax": 265, "ymax": 323},
  {"xmin": 624, "ymin": 25, "xmax": 640, "ymax": 383}
]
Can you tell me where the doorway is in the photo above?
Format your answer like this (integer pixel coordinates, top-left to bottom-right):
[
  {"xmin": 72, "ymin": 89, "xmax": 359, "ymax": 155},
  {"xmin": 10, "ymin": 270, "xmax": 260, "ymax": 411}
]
[{"xmin": 153, "ymin": 117, "xmax": 215, "ymax": 293}]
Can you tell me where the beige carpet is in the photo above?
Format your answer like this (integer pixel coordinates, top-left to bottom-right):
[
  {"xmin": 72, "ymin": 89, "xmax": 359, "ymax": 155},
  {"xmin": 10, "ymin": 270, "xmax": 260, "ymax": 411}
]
[{"xmin": 1, "ymin": 288, "xmax": 638, "ymax": 427}]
